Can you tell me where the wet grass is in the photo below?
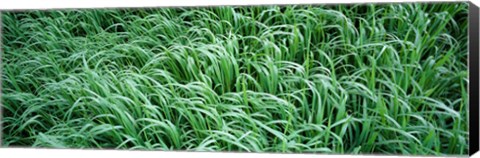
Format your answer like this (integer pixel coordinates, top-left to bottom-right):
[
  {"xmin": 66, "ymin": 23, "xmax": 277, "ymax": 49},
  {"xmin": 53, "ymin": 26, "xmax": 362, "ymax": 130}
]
[{"xmin": 1, "ymin": 2, "xmax": 469, "ymax": 156}]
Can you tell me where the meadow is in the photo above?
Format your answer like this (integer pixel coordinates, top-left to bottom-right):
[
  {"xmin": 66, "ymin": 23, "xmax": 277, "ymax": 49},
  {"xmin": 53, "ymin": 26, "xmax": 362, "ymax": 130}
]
[{"xmin": 1, "ymin": 3, "xmax": 469, "ymax": 155}]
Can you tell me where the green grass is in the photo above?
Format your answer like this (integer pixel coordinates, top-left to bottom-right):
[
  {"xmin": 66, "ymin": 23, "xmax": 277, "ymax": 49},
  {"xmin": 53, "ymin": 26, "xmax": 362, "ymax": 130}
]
[{"xmin": 1, "ymin": 2, "xmax": 469, "ymax": 156}]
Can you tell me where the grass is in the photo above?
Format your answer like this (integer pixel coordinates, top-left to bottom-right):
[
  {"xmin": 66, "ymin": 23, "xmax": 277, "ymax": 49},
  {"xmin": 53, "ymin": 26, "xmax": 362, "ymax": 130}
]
[{"xmin": 1, "ymin": 2, "xmax": 469, "ymax": 156}]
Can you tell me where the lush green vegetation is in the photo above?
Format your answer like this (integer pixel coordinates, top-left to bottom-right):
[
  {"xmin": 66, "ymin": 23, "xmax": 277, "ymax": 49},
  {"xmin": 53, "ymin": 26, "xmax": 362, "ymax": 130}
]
[{"xmin": 1, "ymin": 3, "xmax": 469, "ymax": 155}]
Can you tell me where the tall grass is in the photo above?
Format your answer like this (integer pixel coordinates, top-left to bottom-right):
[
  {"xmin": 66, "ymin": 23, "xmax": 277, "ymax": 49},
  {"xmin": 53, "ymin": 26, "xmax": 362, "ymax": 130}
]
[{"xmin": 1, "ymin": 3, "xmax": 469, "ymax": 155}]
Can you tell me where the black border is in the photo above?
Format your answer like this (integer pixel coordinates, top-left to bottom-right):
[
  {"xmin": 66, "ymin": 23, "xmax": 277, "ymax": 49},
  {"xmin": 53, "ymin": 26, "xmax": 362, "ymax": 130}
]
[
  {"xmin": 469, "ymin": 1, "xmax": 479, "ymax": 156},
  {"xmin": 0, "ymin": 11, "xmax": 3, "ymax": 147}
]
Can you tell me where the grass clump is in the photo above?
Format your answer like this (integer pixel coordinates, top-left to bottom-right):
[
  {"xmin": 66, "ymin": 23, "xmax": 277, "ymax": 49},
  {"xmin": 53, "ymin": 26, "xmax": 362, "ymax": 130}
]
[{"xmin": 1, "ymin": 2, "xmax": 469, "ymax": 155}]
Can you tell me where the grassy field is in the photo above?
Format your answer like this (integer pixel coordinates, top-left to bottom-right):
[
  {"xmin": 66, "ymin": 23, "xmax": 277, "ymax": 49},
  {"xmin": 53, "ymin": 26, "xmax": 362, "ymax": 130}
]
[{"xmin": 1, "ymin": 3, "xmax": 469, "ymax": 155}]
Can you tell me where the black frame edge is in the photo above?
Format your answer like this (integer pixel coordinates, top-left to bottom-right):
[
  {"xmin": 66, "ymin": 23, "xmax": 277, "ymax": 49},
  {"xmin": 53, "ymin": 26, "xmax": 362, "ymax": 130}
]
[
  {"xmin": 469, "ymin": 1, "xmax": 480, "ymax": 156},
  {"xmin": 0, "ymin": 11, "xmax": 3, "ymax": 147}
]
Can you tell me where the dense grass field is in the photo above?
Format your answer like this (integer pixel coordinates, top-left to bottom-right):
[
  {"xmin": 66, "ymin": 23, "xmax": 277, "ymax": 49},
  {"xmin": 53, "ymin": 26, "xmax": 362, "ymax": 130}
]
[{"xmin": 1, "ymin": 3, "xmax": 469, "ymax": 155}]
